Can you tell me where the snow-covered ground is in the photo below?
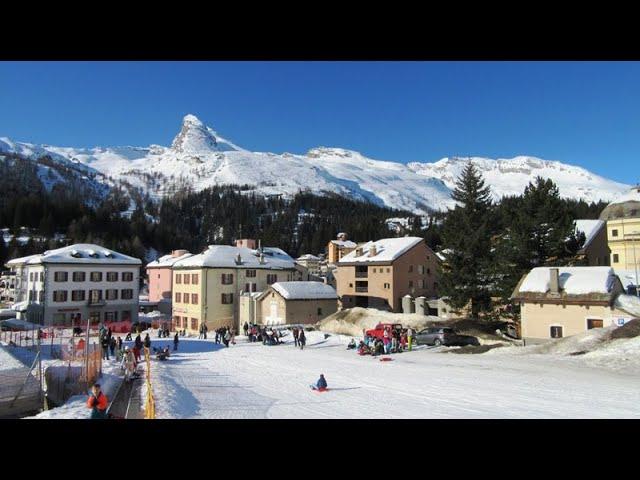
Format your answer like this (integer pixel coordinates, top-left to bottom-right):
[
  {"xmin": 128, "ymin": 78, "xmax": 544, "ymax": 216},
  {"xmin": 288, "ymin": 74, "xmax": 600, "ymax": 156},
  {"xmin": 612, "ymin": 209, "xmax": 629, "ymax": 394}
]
[{"xmin": 143, "ymin": 331, "xmax": 640, "ymax": 419}]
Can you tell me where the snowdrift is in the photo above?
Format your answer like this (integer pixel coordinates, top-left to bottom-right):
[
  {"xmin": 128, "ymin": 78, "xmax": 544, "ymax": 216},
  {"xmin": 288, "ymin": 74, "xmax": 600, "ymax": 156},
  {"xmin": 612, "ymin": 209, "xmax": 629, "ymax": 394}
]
[{"xmin": 317, "ymin": 307, "xmax": 444, "ymax": 337}]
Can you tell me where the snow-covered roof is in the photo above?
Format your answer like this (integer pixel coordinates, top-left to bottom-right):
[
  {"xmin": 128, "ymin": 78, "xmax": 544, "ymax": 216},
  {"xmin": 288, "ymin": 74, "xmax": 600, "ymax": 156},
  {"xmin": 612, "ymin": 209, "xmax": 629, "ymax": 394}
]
[
  {"xmin": 297, "ymin": 254, "xmax": 321, "ymax": 261},
  {"xmin": 6, "ymin": 254, "xmax": 40, "ymax": 267},
  {"xmin": 614, "ymin": 294, "xmax": 640, "ymax": 318},
  {"xmin": 339, "ymin": 237, "xmax": 423, "ymax": 263},
  {"xmin": 574, "ymin": 219, "xmax": 605, "ymax": 249},
  {"xmin": 147, "ymin": 252, "xmax": 193, "ymax": 268},
  {"xmin": 519, "ymin": 267, "xmax": 617, "ymax": 295},
  {"xmin": 6, "ymin": 244, "xmax": 141, "ymax": 266},
  {"xmin": 330, "ymin": 240, "xmax": 357, "ymax": 248},
  {"xmin": 609, "ymin": 186, "xmax": 640, "ymax": 206},
  {"xmin": 615, "ymin": 269, "xmax": 640, "ymax": 288},
  {"xmin": 270, "ymin": 281, "xmax": 337, "ymax": 300},
  {"xmin": 173, "ymin": 245, "xmax": 295, "ymax": 270}
]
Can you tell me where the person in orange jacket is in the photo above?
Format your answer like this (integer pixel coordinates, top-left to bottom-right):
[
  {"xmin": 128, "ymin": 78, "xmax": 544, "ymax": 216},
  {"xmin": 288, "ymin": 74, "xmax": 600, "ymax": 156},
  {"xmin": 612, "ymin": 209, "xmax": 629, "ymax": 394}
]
[{"xmin": 87, "ymin": 383, "xmax": 108, "ymax": 419}]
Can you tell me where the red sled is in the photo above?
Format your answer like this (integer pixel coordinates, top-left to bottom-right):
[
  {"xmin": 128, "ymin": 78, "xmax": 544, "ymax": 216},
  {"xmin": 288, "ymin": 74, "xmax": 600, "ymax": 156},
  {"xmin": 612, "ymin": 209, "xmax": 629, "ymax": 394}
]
[
  {"xmin": 379, "ymin": 357, "xmax": 393, "ymax": 362},
  {"xmin": 310, "ymin": 386, "xmax": 329, "ymax": 392}
]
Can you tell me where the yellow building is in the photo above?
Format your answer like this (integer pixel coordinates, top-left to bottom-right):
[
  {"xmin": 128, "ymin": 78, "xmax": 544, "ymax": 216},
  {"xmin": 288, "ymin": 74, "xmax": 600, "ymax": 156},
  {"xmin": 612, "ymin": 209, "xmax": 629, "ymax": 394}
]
[
  {"xmin": 171, "ymin": 245, "xmax": 298, "ymax": 333},
  {"xmin": 600, "ymin": 186, "xmax": 640, "ymax": 273}
]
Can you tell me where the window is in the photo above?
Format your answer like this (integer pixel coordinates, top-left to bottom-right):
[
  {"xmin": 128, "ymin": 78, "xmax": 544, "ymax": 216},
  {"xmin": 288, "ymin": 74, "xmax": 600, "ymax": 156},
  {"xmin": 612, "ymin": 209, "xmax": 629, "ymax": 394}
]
[
  {"xmin": 184, "ymin": 294, "xmax": 190, "ymax": 304},
  {"xmin": 39, "ymin": 272, "xmax": 44, "ymax": 282},
  {"xmin": 106, "ymin": 272, "xmax": 118, "ymax": 282},
  {"xmin": 386, "ymin": 268, "xmax": 390, "ymax": 273},
  {"xmin": 28, "ymin": 291, "xmax": 34, "ymax": 301},
  {"xmin": 105, "ymin": 312, "xmax": 118, "ymax": 322},
  {"xmin": 29, "ymin": 272, "xmax": 34, "ymax": 282},
  {"xmin": 384, "ymin": 283, "xmax": 390, "ymax": 289},
  {"xmin": 373, "ymin": 268, "xmax": 376, "ymax": 273},
  {"xmin": 90, "ymin": 272, "xmax": 102, "ymax": 282},
  {"xmin": 612, "ymin": 229, "xmax": 618, "ymax": 237},
  {"xmin": 221, "ymin": 293, "xmax": 234, "ymax": 304},
  {"xmin": 408, "ymin": 265, "xmax": 413, "ymax": 273},
  {"xmin": 106, "ymin": 289, "xmax": 118, "ymax": 300},
  {"xmin": 89, "ymin": 290, "xmax": 102, "ymax": 303},
  {"xmin": 175, "ymin": 292, "xmax": 181, "ymax": 303},
  {"xmin": 418, "ymin": 265, "xmax": 425, "ymax": 274},
  {"xmin": 184, "ymin": 274, "xmax": 191, "ymax": 285},
  {"xmin": 427, "ymin": 268, "xmax": 431, "ymax": 275},
  {"xmin": 266, "ymin": 274, "xmax": 277, "ymax": 285},
  {"xmin": 121, "ymin": 289, "xmax": 133, "ymax": 300},
  {"xmin": 89, "ymin": 312, "xmax": 101, "ymax": 324},
  {"xmin": 191, "ymin": 318, "xmax": 198, "ymax": 330},
  {"xmin": 613, "ymin": 254, "xmax": 619, "ymax": 263},
  {"xmin": 317, "ymin": 307, "xmax": 323, "ymax": 316},
  {"xmin": 550, "ymin": 326, "xmax": 563, "ymax": 338},
  {"xmin": 54, "ymin": 271, "xmax": 68, "ymax": 282},
  {"xmin": 420, "ymin": 279, "xmax": 426, "ymax": 288},
  {"xmin": 191, "ymin": 274, "xmax": 199, "ymax": 285},
  {"xmin": 408, "ymin": 281, "xmax": 414, "ymax": 288},
  {"xmin": 53, "ymin": 290, "xmax": 68, "ymax": 302},
  {"xmin": 176, "ymin": 274, "xmax": 182, "ymax": 284},
  {"xmin": 192, "ymin": 293, "xmax": 198, "ymax": 304},
  {"xmin": 587, "ymin": 319, "xmax": 603, "ymax": 329},
  {"xmin": 221, "ymin": 273, "xmax": 234, "ymax": 285},
  {"xmin": 73, "ymin": 271, "xmax": 85, "ymax": 282},
  {"xmin": 38, "ymin": 290, "xmax": 44, "ymax": 302},
  {"xmin": 246, "ymin": 269, "xmax": 256, "ymax": 278},
  {"xmin": 72, "ymin": 290, "xmax": 86, "ymax": 301},
  {"xmin": 122, "ymin": 272, "xmax": 133, "ymax": 282}
]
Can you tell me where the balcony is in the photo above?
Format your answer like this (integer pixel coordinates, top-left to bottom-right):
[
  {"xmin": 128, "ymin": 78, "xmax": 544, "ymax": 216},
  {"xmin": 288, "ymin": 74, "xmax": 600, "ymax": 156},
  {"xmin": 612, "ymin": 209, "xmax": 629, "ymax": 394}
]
[
  {"xmin": 355, "ymin": 286, "xmax": 368, "ymax": 292},
  {"xmin": 355, "ymin": 271, "xmax": 368, "ymax": 278}
]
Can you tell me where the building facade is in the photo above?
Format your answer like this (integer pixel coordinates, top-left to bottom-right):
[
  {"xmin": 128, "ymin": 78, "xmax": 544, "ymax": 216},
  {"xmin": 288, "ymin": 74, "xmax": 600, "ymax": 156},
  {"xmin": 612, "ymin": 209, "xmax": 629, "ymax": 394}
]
[
  {"xmin": 256, "ymin": 281, "xmax": 338, "ymax": 325},
  {"xmin": 296, "ymin": 254, "xmax": 322, "ymax": 276},
  {"xmin": 512, "ymin": 266, "xmax": 637, "ymax": 344},
  {"xmin": 335, "ymin": 237, "xmax": 439, "ymax": 312},
  {"xmin": 574, "ymin": 219, "xmax": 610, "ymax": 266},
  {"xmin": 600, "ymin": 186, "xmax": 640, "ymax": 273},
  {"xmin": 171, "ymin": 245, "xmax": 298, "ymax": 333},
  {"xmin": 146, "ymin": 249, "xmax": 192, "ymax": 302},
  {"xmin": 4, "ymin": 244, "xmax": 141, "ymax": 326},
  {"xmin": 327, "ymin": 233, "xmax": 357, "ymax": 264}
]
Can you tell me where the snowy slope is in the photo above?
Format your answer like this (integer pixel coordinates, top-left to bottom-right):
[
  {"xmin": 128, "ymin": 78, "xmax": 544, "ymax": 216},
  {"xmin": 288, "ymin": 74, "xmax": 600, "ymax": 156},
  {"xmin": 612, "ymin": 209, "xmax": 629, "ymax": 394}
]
[
  {"xmin": 408, "ymin": 156, "xmax": 629, "ymax": 204},
  {"xmin": 0, "ymin": 116, "xmax": 631, "ymax": 213}
]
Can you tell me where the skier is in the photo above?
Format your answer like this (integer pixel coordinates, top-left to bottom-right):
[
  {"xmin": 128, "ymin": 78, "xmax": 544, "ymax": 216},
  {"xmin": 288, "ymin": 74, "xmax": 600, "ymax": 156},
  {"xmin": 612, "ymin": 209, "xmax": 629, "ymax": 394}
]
[
  {"xmin": 86, "ymin": 383, "xmax": 108, "ymax": 419},
  {"xmin": 311, "ymin": 374, "xmax": 328, "ymax": 391},
  {"xmin": 298, "ymin": 329, "xmax": 306, "ymax": 350},
  {"xmin": 173, "ymin": 332, "xmax": 179, "ymax": 351}
]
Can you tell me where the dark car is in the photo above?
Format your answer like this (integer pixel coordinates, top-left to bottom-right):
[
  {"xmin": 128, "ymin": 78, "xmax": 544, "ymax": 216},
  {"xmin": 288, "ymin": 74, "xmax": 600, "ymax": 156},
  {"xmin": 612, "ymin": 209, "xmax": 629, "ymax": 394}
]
[{"xmin": 414, "ymin": 327, "xmax": 479, "ymax": 347}]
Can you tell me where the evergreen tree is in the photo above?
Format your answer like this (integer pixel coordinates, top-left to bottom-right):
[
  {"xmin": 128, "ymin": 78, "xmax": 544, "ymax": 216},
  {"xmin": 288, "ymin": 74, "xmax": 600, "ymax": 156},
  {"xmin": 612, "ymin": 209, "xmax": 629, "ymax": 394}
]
[{"xmin": 438, "ymin": 163, "xmax": 494, "ymax": 317}]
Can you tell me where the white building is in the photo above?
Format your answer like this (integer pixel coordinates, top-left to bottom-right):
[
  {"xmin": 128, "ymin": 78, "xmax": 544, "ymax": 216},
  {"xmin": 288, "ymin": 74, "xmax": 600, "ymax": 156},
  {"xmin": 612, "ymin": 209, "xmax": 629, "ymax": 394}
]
[
  {"xmin": 4, "ymin": 244, "xmax": 141, "ymax": 326},
  {"xmin": 296, "ymin": 254, "xmax": 322, "ymax": 276}
]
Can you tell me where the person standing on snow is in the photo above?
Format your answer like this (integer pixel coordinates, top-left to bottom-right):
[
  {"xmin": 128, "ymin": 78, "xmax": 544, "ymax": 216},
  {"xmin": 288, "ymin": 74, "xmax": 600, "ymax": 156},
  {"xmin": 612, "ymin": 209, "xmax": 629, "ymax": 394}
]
[
  {"xmin": 407, "ymin": 327, "xmax": 414, "ymax": 351},
  {"xmin": 292, "ymin": 327, "xmax": 299, "ymax": 347},
  {"xmin": 243, "ymin": 322, "xmax": 249, "ymax": 336},
  {"xmin": 101, "ymin": 334, "xmax": 110, "ymax": 360},
  {"xmin": 173, "ymin": 332, "xmax": 179, "ymax": 351},
  {"xmin": 144, "ymin": 333, "xmax": 151, "ymax": 350},
  {"xmin": 298, "ymin": 329, "xmax": 306, "ymax": 350},
  {"xmin": 86, "ymin": 383, "xmax": 108, "ymax": 419},
  {"xmin": 223, "ymin": 328, "xmax": 231, "ymax": 347}
]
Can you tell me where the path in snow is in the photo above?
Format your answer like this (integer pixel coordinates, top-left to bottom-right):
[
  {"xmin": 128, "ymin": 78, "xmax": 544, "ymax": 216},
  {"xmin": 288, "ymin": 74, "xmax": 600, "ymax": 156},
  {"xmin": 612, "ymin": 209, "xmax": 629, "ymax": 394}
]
[{"xmin": 147, "ymin": 333, "xmax": 640, "ymax": 419}]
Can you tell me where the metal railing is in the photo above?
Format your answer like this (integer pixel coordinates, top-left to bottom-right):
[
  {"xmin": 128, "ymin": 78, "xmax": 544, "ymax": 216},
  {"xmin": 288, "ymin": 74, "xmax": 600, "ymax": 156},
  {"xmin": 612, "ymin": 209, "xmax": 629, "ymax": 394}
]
[
  {"xmin": 355, "ymin": 286, "xmax": 369, "ymax": 292},
  {"xmin": 355, "ymin": 271, "xmax": 368, "ymax": 278}
]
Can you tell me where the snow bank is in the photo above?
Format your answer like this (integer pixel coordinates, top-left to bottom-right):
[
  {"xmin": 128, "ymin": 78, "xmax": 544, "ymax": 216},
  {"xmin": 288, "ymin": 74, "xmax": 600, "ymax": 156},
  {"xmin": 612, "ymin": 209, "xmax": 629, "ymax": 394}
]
[
  {"xmin": 615, "ymin": 294, "xmax": 640, "ymax": 317},
  {"xmin": 317, "ymin": 307, "xmax": 444, "ymax": 337}
]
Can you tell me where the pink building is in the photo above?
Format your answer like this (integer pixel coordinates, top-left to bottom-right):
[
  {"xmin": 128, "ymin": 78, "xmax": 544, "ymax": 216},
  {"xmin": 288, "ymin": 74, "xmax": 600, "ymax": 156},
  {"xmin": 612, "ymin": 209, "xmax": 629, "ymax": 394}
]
[
  {"xmin": 146, "ymin": 250, "xmax": 193, "ymax": 302},
  {"xmin": 235, "ymin": 239, "xmax": 257, "ymax": 249}
]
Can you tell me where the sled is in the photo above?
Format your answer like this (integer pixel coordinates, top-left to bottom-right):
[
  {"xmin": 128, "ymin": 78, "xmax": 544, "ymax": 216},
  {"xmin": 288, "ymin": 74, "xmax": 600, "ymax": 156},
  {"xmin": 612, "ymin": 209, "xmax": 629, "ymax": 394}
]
[
  {"xmin": 310, "ymin": 385, "xmax": 329, "ymax": 392},
  {"xmin": 379, "ymin": 357, "xmax": 393, "ymax": 362}
]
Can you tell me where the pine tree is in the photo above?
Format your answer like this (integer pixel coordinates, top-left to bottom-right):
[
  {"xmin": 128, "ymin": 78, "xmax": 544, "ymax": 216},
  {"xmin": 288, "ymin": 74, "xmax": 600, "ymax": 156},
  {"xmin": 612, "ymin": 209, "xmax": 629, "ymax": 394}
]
[{"xmin": 438, "ymin": 163, "xmax": 494, "ymax": 318}]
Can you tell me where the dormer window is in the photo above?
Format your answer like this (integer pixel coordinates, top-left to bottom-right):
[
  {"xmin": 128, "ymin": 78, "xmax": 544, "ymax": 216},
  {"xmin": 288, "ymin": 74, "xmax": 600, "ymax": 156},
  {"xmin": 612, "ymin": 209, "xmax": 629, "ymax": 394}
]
[
  {"xmin": 103, "ymin": 251, "xmax": 114, "ymax": 258},
  {"xmin": 70, "ymin": 250, "xmax": 82, "ymax": 258}
]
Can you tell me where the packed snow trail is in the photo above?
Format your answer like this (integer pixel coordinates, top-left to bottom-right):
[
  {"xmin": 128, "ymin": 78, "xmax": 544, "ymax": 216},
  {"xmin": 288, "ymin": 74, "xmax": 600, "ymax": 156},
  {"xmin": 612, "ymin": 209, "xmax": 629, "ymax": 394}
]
[{"xmin": 147, "ymin": 333, "xmax": 640, "ymax": 419}]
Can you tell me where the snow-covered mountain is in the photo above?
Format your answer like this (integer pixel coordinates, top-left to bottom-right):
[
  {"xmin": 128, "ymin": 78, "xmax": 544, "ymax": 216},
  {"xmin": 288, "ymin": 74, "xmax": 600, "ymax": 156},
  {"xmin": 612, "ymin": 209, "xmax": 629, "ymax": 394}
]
[{"xmin": 0, "ymin": 115, "xmax": 631, "ymax": 214}]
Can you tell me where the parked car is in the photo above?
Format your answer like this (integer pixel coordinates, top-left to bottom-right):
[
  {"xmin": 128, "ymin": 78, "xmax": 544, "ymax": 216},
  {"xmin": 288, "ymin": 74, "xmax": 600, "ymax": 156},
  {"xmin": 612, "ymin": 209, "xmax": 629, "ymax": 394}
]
[
  {"xmin": 365, "ymin": 323, "xmax": 403, "ymax": 340},
  {"xmin": 414, "ymin": 327, "xmax": 479, "ymax": 347}
]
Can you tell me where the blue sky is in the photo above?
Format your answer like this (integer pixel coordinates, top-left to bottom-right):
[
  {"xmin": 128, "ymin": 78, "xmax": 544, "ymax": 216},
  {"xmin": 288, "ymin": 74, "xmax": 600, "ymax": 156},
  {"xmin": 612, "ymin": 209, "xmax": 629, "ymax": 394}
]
[{"xmin": 0, "ymin": 61, "xmax": 638, "ymax": 184}]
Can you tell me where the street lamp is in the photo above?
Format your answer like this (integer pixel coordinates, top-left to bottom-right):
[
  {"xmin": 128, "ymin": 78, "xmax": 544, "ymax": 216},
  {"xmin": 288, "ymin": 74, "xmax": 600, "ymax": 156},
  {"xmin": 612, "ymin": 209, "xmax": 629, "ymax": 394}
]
[{"xmin": 624, "ymin": 232, "xmax": 640, "ymax": 297}]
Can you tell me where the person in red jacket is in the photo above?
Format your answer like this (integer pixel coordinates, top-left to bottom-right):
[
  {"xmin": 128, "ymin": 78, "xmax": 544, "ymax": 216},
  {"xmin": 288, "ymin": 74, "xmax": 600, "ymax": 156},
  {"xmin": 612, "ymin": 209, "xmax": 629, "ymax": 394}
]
[{"xmin": 86, "ymin": 383, "xmax": 108, "ymax": 419}]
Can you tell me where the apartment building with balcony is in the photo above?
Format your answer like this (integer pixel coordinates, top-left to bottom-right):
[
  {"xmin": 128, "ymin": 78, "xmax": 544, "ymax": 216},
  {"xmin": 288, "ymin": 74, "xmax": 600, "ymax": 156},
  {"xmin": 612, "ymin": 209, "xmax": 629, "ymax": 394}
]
[
  {"xmin": 335, "ymin": 237, "xmax": 439, "ymax": 312},
  {"xmin": 4, "ymin": 244, "xmax": 141, "ymax": 326}
]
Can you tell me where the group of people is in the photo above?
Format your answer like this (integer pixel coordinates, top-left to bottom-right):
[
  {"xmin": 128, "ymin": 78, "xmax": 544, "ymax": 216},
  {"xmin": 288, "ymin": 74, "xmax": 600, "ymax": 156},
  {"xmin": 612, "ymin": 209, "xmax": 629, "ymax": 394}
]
[
  {"xmin": 157, "ymin": 325, "xmax": 171, "ymax": 338},
  {"xmin": 215, "ymin": 326, "xmax": 234, "ymax": 347},
  {"xmin": 357, "ymin": 326, "xmax": 415, "ymax": 356},
  {"xmin": 291, "ymin": 327, "xmax": 307, "ymax": 350},
  {"xmin": 198, "ymin": 323, "xmax": 208, "ymax": 339},
  {"xmin": 99, "ymin": 326, "xmax": 121, "ymax": 361}
]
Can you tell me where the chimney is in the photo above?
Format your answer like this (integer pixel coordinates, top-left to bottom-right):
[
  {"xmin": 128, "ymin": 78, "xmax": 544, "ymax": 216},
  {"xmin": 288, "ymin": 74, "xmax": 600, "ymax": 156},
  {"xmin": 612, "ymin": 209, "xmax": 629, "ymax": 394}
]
[
  {"xmin": 259, "ymin": 253, "xmax": 266, "ymax": 265},
  {"xmin": 355, "ymin": 247, "xmax": 363, "ymax": 257},
  {"xmin": 369, "ymin": 244, "xmax": 377, "ymax": 257},
  {"xmin": 172, "ymin": 249, "xmax": 188, "ymax": 257},
  {"xmin": 549, "ymin": 268, "xmax": 560, "ymax": 294}
]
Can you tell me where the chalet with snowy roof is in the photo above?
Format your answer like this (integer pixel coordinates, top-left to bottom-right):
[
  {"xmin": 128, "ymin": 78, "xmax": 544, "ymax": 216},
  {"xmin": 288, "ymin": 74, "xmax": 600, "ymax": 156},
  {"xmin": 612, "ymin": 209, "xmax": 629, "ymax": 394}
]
[
  {"xmin": 335, "ymin": 237, "xmax": 439, "ymax": 312},
  {"xmin": 511, "ymin": 266, "xmax": 639, "ymax": 344},
  {"xmin": 255, "ymin": 281, "xmax": 338, "ymax": 326},
  {"xmin": 574, "ymin": 219, "xmax": 609, "ymax": 266},
  {"xmin": 296, "ymin": 253, "xmax": 322, "ymax": 276},
  {"xmin": 171, "ymin": 243, "xmax": 298, "ymax": 333},
  {"xmin": 4, "ymin": 244, "xmax": 141, "ymax": 326}
]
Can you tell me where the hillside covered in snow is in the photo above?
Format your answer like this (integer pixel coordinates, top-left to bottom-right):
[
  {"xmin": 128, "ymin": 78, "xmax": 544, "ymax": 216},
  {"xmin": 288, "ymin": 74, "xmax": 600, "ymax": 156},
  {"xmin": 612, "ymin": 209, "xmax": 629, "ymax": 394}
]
[{"xmin": 0, "ymin": 114, "xmax": 630, "ymax": 214}]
